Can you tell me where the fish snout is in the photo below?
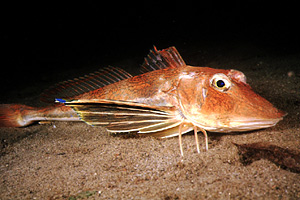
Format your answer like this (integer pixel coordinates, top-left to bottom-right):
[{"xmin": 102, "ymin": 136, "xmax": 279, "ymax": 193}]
[
  {"xmin": 231, "ymin": 98, "xmax": 286, "ymax": 131},
  {"xmin": 250, "ymin": 97, "xmax": 286, "ymax": 122}
]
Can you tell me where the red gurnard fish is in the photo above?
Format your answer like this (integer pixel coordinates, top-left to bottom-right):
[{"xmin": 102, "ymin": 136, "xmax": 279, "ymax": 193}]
[{"xmin": 0, "ymin": 46, "xmax": 286, "ymax": 155}]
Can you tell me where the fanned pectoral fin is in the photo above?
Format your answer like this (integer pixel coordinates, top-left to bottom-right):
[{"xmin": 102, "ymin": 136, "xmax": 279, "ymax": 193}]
[{"xmin": 61, "ymin": 99, "xmax": 182, "ymax": 134}]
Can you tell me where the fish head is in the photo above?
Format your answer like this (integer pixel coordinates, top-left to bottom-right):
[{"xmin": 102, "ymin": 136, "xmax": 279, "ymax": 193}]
[{"xmin": 177, "ymin": 67, "xmax": 286, "ymax": 132}]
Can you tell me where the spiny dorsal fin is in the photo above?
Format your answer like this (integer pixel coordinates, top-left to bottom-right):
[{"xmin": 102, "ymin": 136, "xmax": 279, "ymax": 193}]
[
  {"xmin": 140, "ymin": 46, "xmax": 186, "ymax": 73},
  {"xmin": 41, "ymin": 67, "xmax": 132, "ymax": 103}
]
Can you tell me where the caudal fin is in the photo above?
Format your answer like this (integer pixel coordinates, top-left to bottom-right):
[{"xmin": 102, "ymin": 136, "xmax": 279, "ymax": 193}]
[{"xmin": 0, "ymin": 104, "xmax": 34, "ymax": 127}]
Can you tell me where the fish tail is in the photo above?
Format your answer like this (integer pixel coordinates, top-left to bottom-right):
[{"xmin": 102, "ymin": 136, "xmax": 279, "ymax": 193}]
[
  {"xmin": 0, "ymin": 104, "xmax": 80, "ymax": 127},
  {"xmin": 0, "ymin": 104, "xmax": 36, "ymax": 127}
]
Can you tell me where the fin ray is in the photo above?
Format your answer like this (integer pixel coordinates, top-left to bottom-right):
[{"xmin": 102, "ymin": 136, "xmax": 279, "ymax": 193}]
[
  {"xmin": 41, "ymin": 67, "xmax": 132, "ymax": 103},
  {"xmin": 61, "ymin": 99, "xmax": 182, "ymax": 134},
  {"xmin": 138, "ymin": 120, "xmax": 182, "ymax": 133},
  {"xmin": 140, "ymin": 46, "xmax": 186, "ymax": 73}
]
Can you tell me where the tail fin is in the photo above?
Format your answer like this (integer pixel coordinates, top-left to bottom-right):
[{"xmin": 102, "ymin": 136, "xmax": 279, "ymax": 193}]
[{"xmin": 0, "ymin": 104, "xmax": 35, "ymax": 127}]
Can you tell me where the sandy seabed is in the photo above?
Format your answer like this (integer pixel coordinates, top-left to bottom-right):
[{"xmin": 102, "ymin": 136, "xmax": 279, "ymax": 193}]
[{"xmin": 0, "ymin": 42, "xmax": 300, "ymax": 199}]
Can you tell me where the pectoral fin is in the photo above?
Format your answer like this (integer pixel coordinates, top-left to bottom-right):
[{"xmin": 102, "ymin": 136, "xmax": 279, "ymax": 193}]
[{"xmin": 60, "ymin": 99, "xmax": 183, "ymax": 134}]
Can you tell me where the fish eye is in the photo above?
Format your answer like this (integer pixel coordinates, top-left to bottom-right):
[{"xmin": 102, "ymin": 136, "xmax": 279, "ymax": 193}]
[
  {"xmin": 210, "ymin": 73, "xmax": 231, "ymax": 92},
  {"xmin": 216, "ymin": 80, "xmax": 225, "ymax": 88}
]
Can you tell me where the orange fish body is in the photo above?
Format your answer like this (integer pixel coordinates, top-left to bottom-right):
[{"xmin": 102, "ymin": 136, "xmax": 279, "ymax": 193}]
[{"xmin": 0, "ymin": 46, "xmax": 285, "ymax": 155}]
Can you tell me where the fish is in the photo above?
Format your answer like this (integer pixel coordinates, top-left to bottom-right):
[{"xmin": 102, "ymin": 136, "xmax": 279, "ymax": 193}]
[{"xmin": 0, "ymin": 46, "xmax": 286, "ymax": 156}]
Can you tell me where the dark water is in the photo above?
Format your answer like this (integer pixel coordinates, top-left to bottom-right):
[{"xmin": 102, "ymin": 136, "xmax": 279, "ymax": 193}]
[{"xmin": 1, "ymin": 2, "xmax": 299, "ymax": 102}]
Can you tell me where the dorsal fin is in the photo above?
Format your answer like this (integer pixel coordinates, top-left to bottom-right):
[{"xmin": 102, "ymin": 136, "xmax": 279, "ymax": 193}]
[
  {"xmin": 40, "ymin": 67, "xmax": 132, "ymax": 103},
  {"xmin": 140, "ymin": 46, "xmax": 186, "ymax": 73}
]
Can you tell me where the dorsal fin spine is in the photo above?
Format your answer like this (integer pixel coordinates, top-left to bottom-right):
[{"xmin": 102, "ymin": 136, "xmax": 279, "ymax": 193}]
[{"xmin": 140, "ymin": 46, "xmax": 186, "ymax": 73}]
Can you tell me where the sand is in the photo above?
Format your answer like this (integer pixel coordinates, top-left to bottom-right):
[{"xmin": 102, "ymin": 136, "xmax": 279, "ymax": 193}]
[{"xmin": 0, "ymin": 42, "xmax": 300, "ymax": 199}]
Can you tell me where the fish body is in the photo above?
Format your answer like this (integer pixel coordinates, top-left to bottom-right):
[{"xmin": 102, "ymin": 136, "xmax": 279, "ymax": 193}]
[{"xmin": 0, "ymin": 46, "xmax": 286, "ymax": 155}]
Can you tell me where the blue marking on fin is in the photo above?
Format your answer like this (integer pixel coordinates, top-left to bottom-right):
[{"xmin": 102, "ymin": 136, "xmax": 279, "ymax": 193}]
[{"xmin": 55, "ymin": 98, "xmax": 67, "ymax": 103}]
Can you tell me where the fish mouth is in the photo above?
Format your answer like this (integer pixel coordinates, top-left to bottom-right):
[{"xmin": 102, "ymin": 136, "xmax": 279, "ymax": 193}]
[
  {"xmin": 228, "ymin": 118, "xmax": 283, "ymax": 132},
  {"xmin": 199, "ymin": 116, "xmax": 285, "ymax": 133}
]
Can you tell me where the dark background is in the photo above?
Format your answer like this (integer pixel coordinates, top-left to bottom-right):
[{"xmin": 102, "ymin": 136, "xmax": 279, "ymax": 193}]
[{"xmin": 1, "ymin": 1, "xmax": 299, "ymax": 101}]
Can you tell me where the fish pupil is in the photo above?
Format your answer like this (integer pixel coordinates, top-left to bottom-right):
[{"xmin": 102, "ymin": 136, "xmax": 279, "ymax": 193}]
[{"xmin": 216, "ymin": 80, "xmax": 225, "ymax": 88}]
